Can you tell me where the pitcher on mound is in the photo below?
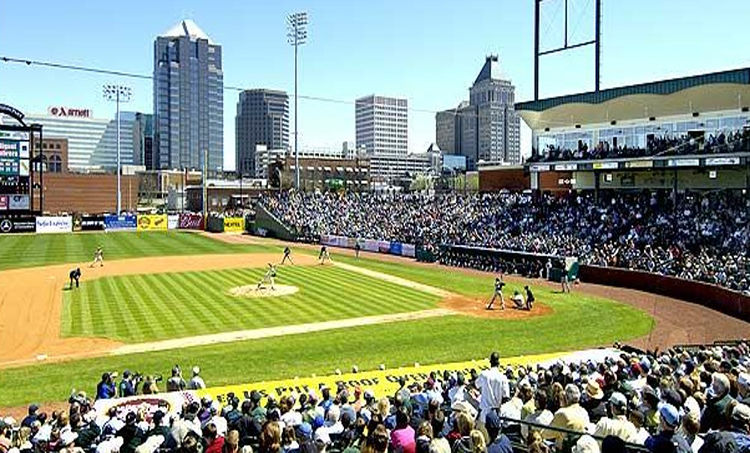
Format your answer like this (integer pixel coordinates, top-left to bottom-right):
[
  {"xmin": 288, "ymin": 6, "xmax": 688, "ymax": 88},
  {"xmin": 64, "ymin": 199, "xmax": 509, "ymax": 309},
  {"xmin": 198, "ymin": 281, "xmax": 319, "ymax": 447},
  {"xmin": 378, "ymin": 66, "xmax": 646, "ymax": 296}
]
[
  {"xmin": 90, "ymin": 246, "xmax": 104, "ymax": 268},
  {"xmin": 256, "ymin": 263, "xmax": 277, "ymax": 291}
]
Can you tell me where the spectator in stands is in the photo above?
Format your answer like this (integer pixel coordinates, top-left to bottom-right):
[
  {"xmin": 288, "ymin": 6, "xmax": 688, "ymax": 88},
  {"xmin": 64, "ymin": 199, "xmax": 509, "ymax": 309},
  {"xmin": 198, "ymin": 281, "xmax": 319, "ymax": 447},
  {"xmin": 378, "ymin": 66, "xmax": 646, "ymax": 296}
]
[
  {"xmin": 476, "ymin": 352, "xmax": 509, "ymax": 423},
  {"xmin": 592, "ymin": 392, "xmax": 638, "ymax": 444},
  {"xmin": 645, "ymin": 404, "xmax": 691, "ymax": 452},
  {"xmin": 484, "ymin": 411, "xmax": 513, "ymax": 453},
  {"xmin": 701, "ymin": 372, "xmax": 734, "ymax": 432},
  {"xmin": 543, "ymin": 384, "xmax": 590, "ymax": 448},
  {"xmin": 189, "ymin": 366, "xmax": 206, "ymax": 390}
]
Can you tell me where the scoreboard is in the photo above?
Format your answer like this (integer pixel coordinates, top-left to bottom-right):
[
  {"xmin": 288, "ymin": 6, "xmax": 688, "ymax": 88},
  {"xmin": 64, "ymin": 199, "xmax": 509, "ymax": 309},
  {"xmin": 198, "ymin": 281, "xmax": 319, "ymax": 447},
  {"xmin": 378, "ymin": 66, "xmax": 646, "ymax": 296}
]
[{"xmin": 0, "ymin": 132, "xmax": 31, "ymax": 209}]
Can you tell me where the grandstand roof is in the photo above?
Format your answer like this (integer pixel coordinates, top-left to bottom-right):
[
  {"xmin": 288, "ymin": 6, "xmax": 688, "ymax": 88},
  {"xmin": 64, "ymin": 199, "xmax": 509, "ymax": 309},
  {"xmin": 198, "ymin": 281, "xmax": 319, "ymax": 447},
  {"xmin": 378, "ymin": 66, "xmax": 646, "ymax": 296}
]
[{"xmin": 516, "ymin": 67, "xmax": 750, "ymax": 130}]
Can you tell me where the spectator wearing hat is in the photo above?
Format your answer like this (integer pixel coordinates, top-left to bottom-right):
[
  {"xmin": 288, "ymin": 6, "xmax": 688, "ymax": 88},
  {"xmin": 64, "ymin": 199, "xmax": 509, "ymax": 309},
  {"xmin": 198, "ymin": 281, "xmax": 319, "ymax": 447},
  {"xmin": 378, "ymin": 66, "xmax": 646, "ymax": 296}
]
[
  {"xmin": 117, "ymin": 412, "xmax": 145, "ymax": 453},
  {"xmin": 645, "ymin": 404, "xmax": 690, "ymax": 453},
  {"xmin": 593, "ymin": 392, "xmax": 638, "ymax": 444},
  {"xmin": 146, "ymin": 411, "xmax": 173, "ymax": 450},
  {"xmin": 738, "ymin": 373, "xmax": 750, "ymax": 405},
  {"xmin": 118, "ymin": 371, "xmax": 136, "ymax": 398},
  {"xmin": 701, "ymin": 372, "xmax": 734, "ymax": 432},
  {"xmin": 189, "ymin": 366, "xmax": 206, "ymax": 390},
  {"xmin": 581, "ymin": 380, "xmax": 607, "ymax": 424},
  {"xmin": 543, "ymin": 384, "xmax": 590, "ymax": 449},
  {"xmin": 21, "ymin": 405, "xmax": 39, "ymax": 428},
  {"xmin": 699, "ymin": 403, "xmax": 750, "ymax": 452},
  {"xmin": 484, "ymin": 411, "xmax": 513, "ymax": 453}
]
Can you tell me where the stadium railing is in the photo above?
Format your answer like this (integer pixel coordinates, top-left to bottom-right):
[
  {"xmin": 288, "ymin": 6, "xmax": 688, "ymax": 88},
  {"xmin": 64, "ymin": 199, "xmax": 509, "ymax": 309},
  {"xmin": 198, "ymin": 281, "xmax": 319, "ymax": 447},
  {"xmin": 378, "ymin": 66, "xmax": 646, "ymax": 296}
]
[{"xmin": 578, "ymin": 264, "xmax": 750, "ymax": 322}]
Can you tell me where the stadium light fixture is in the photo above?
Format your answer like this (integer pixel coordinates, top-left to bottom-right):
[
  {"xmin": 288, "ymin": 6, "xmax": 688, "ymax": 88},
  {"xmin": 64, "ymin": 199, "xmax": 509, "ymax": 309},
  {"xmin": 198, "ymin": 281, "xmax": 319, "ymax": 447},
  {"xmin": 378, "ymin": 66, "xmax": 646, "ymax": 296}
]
[
  {"xmin": 287, "ymin": 11, "xmax": 308, "ymax": 190},
  {"xmin": 102, "ymin": 84, "xmax": 132, "ymax": 214}
]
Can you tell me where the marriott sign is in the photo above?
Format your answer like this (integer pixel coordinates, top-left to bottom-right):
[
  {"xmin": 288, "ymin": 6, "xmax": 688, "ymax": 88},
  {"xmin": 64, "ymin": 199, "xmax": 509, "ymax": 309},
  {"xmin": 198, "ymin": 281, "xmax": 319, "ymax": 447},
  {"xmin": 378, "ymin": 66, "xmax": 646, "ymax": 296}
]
[{"xmin": 47, "ymin": 106, "xmax": 92, "ymax": 118}]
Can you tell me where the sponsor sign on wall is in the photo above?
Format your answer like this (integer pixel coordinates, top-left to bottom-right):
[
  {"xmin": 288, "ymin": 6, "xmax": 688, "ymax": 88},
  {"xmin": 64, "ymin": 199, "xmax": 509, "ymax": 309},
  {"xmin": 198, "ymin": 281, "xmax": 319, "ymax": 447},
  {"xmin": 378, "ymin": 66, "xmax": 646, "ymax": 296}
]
[
  {"xmin": 178, "ymin": 213, "xmax": 204, "ymax": 230},
  {"xmin": 80, "ymin": 215, "xmax": 105, "ymax": 231},
  {"xmin": 137, "ymin": 214, "xmax": 168, "ymax": 231},
  {"xmin": 626, "ymin": 160, "xmax": 653, "ymax": 169},
  {"xmin": 592, "ymin": 161, "xmax": 618, "ymax": 170},
  {"xmin": 389, "ymin": 241, "xmax": 403, "ymax": 256},
  {"xmin": 8, "ymin": 194, "xmax": 29, "ymax": 210},
  {"xmin": 529, "ymin": 164, "xmax": 551, "ymax": 172},
  {"xmin": 0, "ymin": 217, "xmax": 36, "ymax": 233},
  {"xmin": 223, "ymin": 217, "xmax": 245, "ymax": 233},
  {"xmin": 401, "ymin": 244, "xmax": 416, "ymax": 258},
  {"xmin": 35, "ymin": 216, "xmax": 73, "ymax": 234},
  {"xmin": 0, "ymin": 195, "xmax": 7, "ymax": 210},
  {"xmin": 705, "ymin": 157, "xmax": 740, "ymax": 166},
  {"xmin": 167, "ymin": 215, "xmax": 179, "ymax": 230},
  {"xmin": 104, "ymin": 214, "xmax": 137, "ymax": 230},
  {"xmin": 667, "ymin": 158, "xmax": 700, "ymax": 167},
  {"xmin": 554, "ymin": 163, "xmax": 578, "ymax": 171}
]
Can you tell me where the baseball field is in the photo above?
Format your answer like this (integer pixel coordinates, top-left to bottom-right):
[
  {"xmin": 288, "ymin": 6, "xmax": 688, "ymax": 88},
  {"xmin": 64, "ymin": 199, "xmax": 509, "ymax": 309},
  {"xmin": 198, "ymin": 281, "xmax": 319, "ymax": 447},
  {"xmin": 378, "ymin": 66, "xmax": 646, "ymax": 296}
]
[{"xmin": 1, "ymin": 230, "xmax": 746, "ymax": 410}]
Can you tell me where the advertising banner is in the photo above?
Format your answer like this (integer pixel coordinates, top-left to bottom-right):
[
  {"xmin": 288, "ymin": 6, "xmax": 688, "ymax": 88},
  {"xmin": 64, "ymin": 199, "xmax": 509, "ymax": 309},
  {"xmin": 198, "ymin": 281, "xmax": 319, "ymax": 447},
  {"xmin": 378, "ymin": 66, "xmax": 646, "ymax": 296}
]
[
  {"xmin": 104, "ymin": 214, "xmax": 137, "ymax": 231},
  {"xmin": 178, "ymin": 213, "xmax": 204, "ymax": 230},
  {"xmin": 667, "ymin": 158, "xmax": 700, "ymax": 167},
  {"xmin": 93, "ymin": 392, "xmax": 198, "ymax": 424},
  {"xmin": 80, "ymin": 215, "xmax": 105, "ymax": 231},
  {"xmin": 529, "ymin": 164, "xmax": 551, "ymax": 172},
  {"xmin": 137, "ymin": 214, "xmax": 168, "ymax": 231},
  {"xmin": 377, "ymin": 240, "xmax": 391, "ymax": 254},
  {"xmin": 194, "ymin": 350, "xmax": 620, "ymax": 407},
  {"xmin": 401, "ymin": 244, "xmax": 416, "ymax": 258},
  {"xmin": 223, "ymin": 217, "xmax": 245, "ymax": 233},
  {"xmin": 0, "ymin": 216, "xmax": 36, "ymax": 233},
  {"xmin": 705, "ymin": 157, "xmax": 740, "ymax": 166},
  {"xmin": 36, "ymin": 216, "xmax": 73, "ymax": 234},
  {"xmin": 554, "ymin": 163, "xmax": 577, "ymax": 171},
  {"xmin": 8, "ymin": 194, "xmax": 29, "ymax": 210},
  {"xmin": 167, "ymin": 215, "xmax": 179, "ymax": 230},
  {"xmin": 363, "ymin": 239, "xmax": 379, "ymax": 252},
  {"xmin": 592, "ymin": 161, "xmax": 618, "ymax": 170},
  {"xmin": 389, "ymin": 241, "xmax": 403, "ymax": 256},
  {"xmin": 626, "ymin": 160, "xmax": 653, "ymax": 169},
  {"xmin": 0, "ymin": 195, "xmax": 7, "ymax": 210}
]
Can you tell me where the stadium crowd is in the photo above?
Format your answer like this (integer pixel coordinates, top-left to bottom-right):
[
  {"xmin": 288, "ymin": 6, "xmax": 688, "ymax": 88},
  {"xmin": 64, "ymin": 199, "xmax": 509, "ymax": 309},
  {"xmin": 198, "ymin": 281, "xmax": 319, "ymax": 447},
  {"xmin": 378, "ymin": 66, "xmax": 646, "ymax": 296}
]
[
  {"xmin": 261, "ymin": 190, "xmax": 749, "ymax": 294},
  {"xmin": 528, "ymin": 129, "xmax": 750, "ymax": 163},
  {"xmin": 3, "ymin": 344, "xmax": 750, "ymax": 453}
]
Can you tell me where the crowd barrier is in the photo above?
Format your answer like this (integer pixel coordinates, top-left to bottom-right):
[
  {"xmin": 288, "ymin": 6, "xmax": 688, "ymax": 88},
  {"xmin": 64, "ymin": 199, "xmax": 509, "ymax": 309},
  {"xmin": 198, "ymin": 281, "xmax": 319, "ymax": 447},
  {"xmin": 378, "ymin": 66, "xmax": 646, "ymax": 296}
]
[
  {"xmin": 91, "ymin": 349, "xmax": 616, "ymax": 422},
  {"xmin": 579, "ymin": 264, "xmax": 750, "ymax": 322},
  {"xmin": 320, "ymin": 234, "xmax": 417, "ymax": 258}
]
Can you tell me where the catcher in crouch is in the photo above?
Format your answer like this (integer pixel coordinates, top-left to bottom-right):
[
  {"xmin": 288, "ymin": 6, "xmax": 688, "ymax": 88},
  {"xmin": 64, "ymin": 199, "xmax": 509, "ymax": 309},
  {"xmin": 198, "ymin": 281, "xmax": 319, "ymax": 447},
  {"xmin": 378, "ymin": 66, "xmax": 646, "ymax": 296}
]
[{"xmin": 256, "ymin": 263, "xmax": 278, "ymax": 291}]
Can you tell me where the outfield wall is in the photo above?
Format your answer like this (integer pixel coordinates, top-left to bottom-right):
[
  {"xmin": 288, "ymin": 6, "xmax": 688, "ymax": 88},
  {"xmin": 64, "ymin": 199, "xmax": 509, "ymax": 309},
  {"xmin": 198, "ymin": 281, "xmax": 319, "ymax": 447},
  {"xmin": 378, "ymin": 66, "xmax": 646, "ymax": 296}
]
[
  {"xmin": 319, "ymin": 234, "xmax": 417, "ymax": 258},
  {"xmin": 579, "ymin": 265, "xmax": 750, "ymax": 322}
]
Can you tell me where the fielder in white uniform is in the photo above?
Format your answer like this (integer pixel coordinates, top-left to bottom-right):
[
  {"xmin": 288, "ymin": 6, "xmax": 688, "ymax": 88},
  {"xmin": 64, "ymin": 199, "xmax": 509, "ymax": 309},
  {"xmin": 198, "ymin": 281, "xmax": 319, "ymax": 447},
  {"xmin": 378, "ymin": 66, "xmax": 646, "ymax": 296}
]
[{"xmin": 90, "ymin": 246, "xmax": 104, "ymax": 268}]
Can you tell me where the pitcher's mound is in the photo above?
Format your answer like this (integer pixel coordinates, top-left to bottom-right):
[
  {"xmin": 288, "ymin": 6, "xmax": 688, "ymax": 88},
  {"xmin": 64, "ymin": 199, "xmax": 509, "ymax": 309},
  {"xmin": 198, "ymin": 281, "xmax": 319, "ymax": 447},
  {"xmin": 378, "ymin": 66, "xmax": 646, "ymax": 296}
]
[{"xmin": 228, "ymin": 284, "xmax": 299, "ymax": 298}]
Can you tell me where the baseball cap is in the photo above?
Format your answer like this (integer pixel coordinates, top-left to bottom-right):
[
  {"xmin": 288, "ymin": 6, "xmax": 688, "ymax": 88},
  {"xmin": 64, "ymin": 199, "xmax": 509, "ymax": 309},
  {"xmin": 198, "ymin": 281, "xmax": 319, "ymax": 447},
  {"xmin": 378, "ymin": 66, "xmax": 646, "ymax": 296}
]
[
  {"xmin": 484, "ymin": 411, "xmax": 501, "ymax": 431},
  {"xmin": 732, "ymin": 404, "xmax": 750, "ymax": 424},
  {"xmin": 296, "ymin": 422, "xmax": 312, "ymax": 439},
  {"xmin": 28, "ymin": 404, "xmax": 39, "ymax": 413},
  {"xmin": 659, "ymin": 404, "xmax": 680, "ymax": 427},
  {"xmin": 608, "ymin": 392, "xmax": 627, "ymax": 409}
]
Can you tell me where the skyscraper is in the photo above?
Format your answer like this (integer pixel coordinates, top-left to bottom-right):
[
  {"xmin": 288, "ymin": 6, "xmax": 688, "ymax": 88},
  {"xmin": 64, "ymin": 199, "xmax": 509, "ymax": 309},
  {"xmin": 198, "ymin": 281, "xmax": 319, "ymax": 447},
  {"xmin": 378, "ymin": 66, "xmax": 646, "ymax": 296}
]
[
  {"xmin": 153, "ymin": 19, "xmax": 223, "ymax": 171},
  {"xmin": 436, "ymin": 55, "xmax": 520, "ymax": 169},
  {"xmin": 235, "ymin": 89, "xmax": 289, "ymax": 176},
  {"xmin": 355, "ymin": 95, "xmax": 408, "ymax": 155}
]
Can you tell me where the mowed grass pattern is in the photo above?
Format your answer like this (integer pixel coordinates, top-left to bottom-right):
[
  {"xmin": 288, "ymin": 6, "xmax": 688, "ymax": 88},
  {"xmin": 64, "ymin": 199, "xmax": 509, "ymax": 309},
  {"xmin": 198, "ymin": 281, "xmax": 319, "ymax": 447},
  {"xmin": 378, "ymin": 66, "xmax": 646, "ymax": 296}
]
[
  {"xmin": 0, "ymin": 231, "xmax": 275, "ymax": 270},
  {"xmin": 62, "ymin": 265, "xmax": 440, "ymax": 342}
]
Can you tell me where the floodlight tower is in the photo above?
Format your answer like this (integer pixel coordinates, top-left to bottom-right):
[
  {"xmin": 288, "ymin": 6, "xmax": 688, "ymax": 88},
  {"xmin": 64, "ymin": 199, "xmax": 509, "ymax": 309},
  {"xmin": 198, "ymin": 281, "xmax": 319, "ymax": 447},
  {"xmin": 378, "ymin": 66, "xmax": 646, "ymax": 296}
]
[
  {"xmin": 103, "ymin": 84, "xmax": 132, "ymax": 213},
  {"xmin": 287, "ymin": 11, "xmax": 308, "ymax": 189}
]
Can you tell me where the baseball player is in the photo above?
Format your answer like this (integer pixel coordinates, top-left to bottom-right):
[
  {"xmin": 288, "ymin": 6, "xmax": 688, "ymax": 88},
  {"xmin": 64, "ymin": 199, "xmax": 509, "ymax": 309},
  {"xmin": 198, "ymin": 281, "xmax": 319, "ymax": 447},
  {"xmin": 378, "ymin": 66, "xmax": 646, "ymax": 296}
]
[
  {"xmin": 524, "ymin": 285, "xmax": 535, "ymax": 311},
  {"xmin": 69, "ymin": 267, "xmax": 82, "ymax": 290},
  {"xmin": 486, "ymin": 277, "xmax": 506, "ymax": 310},
  {"xmin": 256, "ymin": 263, "xmax": 277, "ymax": 291},
  {"xmin": 318, "ymin": 245, "xmax": 332, "ymax": 265},
  {"xmin": 281, "ymin": 246, "xmax": 294, "ymax": 265},
  {"xmin": 354, "ymin": 241, "xmax": 361, "ymax": 259},
  {"xmin": 90, "ymin": 246, "xmax": 104, "ymax": 268},
  {"xmin": 561, "ymin": 272, "xmax": 571, "ymax": 293}
]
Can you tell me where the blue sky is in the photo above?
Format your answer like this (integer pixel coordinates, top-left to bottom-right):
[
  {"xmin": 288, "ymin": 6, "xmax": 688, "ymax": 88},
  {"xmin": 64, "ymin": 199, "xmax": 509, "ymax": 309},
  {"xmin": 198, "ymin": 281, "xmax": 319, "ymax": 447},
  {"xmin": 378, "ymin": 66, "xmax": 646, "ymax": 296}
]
[{"xmin": 1, "ymin": 0, "xmax": 750, "ymax": 170}]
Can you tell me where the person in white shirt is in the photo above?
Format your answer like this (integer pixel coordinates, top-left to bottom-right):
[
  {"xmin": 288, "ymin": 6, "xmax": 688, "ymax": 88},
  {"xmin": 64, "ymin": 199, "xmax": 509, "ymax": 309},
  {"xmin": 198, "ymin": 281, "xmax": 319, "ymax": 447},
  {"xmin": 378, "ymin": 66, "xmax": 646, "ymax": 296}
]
[
  {"xmin": 188, "ymin": 367, "xmax": 205, "ymax": 390},
  {"xmin": 475, "ymin": 352, "xmax": 509, "ymax": 423},
  {"xmin": 449, "ymin": 373, "xmax": 468, "ymax": 405}
]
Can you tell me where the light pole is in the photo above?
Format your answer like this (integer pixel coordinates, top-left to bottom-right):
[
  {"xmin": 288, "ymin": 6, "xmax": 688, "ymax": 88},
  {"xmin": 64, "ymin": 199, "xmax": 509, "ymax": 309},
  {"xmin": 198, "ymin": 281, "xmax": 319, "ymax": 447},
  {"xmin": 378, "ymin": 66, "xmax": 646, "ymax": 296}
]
[
  {"xmin": 103, "ymin": 84, "xmax": 132, "ymax": 214},
  {"xmin": 287, "ymin": 11, "xmax": 308, "ymax": 190}
]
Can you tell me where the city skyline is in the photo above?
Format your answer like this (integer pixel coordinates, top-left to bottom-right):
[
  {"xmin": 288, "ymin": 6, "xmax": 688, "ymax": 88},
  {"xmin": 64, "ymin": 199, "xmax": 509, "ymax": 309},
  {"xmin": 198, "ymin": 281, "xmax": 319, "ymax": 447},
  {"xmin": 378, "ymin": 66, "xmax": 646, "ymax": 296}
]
[{"xmin": 2, "ymin": 0, "xmax": 750, "ymax": 171}]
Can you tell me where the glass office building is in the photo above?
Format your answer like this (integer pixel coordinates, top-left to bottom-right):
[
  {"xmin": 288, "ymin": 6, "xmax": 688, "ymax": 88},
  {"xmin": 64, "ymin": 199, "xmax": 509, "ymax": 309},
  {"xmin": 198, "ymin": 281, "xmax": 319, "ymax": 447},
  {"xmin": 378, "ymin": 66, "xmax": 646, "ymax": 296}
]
[
  {"xmin": 235, "ymin": 89, "xmax": 289, "ymax": 176},
  {"xmin": 153, "ymin": 20, "xmax": 223, "ymax": 171}
]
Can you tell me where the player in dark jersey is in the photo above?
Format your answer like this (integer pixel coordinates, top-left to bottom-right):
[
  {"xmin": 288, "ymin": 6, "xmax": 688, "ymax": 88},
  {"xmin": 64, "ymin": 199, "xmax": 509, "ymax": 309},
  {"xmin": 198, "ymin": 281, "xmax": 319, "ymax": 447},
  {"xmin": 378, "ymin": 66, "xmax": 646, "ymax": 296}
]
[
  {"xmin": 281, "ymin": 246, "xmax": 294, "ymax": 265},
  {"xmin": 525, "ymin": 286, "xmax": 535, "ymax": 310},
  {"xmin": 69, "ymin": 267, "xmax": 82, "ymax": 289},
  {"xmin": 318, "ymin": 245, "xmax": 332, "ymax": 265},
  {"xmin": 486, "ymin": 277, "xmax": 506, "ymax": 310}
]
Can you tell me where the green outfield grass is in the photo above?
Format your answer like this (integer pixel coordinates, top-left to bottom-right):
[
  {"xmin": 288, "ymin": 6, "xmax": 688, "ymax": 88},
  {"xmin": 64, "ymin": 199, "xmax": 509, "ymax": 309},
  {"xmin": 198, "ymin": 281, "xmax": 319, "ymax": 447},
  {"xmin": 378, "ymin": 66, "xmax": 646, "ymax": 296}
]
[
  {"xmin": 0, "ymin": 231, "xmax": 275, "ymax": 270},
  {"xmin": 0, "ymin": 251, "xmax": 653, "ymax": 407},
  {"xmin": 62, "ymin": 265, "xmax": 440, "ymax": 342}
]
